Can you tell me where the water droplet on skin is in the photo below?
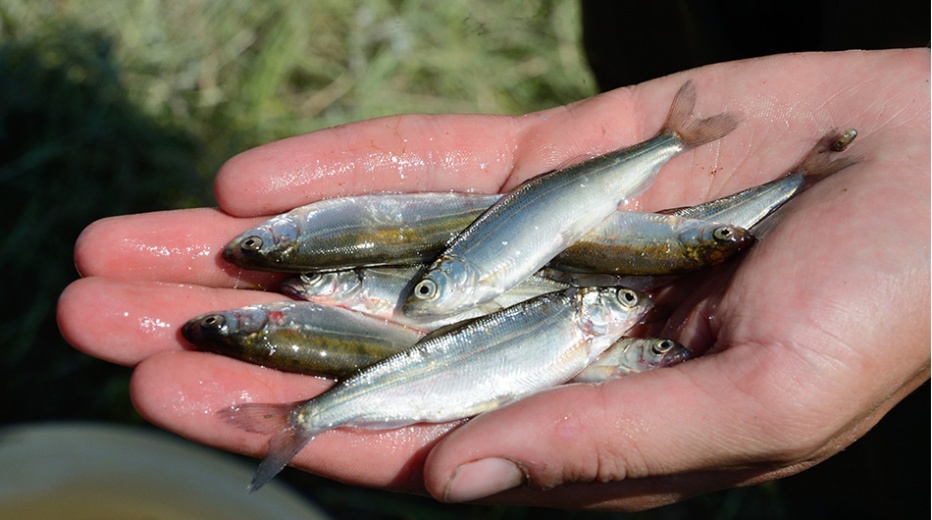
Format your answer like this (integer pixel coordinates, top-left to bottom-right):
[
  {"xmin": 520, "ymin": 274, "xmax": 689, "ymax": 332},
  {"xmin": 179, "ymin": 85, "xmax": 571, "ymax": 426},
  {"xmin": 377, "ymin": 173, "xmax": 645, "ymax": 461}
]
[{"xmin": 139, "ymin": 316, "xmax": 171, "ymax": 333}]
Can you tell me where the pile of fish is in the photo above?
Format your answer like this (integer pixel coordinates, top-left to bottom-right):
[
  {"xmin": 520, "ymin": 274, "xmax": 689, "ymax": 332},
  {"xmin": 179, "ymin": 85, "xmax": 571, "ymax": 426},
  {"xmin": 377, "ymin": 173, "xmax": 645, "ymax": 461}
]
[{"xmin": 181, "ymin": 81, "xmax": 858, "ymax": 490}]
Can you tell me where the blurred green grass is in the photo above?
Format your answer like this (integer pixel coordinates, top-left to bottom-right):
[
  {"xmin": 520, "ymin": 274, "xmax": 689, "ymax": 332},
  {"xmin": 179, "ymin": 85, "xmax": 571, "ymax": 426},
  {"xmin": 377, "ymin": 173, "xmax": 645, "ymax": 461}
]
[
  {"xmin": 3, "ymin": 0, "xmax": 596, "ymax": 178},
  {"xmin": 0, "ymin": 1, "xmax": 852, "ymax": 518},
  {"xmin": 0, "ymin": 0, "xmax": 596, "ymax": 420}
]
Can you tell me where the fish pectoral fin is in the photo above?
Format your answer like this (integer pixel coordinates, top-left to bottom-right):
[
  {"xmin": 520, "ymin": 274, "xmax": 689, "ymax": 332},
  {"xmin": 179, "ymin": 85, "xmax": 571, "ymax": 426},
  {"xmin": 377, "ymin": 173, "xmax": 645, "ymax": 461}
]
[
  {"xmin": 477, "ymin": 301, "xmax": 504, "ymax": 314},
  {"xmin": 570, "ymin": 366, "xmax": 618, "ymax": 383}
]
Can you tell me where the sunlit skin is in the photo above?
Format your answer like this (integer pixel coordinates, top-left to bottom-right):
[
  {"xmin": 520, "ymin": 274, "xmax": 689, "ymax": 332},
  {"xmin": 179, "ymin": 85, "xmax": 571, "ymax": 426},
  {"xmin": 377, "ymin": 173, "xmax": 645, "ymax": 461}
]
[{"xmin": 57, "ymin": 50, "xmax": 929, "ymax": 510}]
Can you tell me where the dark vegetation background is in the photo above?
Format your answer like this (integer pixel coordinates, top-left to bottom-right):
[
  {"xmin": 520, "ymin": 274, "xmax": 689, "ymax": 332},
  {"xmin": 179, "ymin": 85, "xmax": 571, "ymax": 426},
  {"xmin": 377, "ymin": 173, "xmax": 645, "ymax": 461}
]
[{"xmin": 1, "ymin": 1, "xmax": 927, "ymax": 518}]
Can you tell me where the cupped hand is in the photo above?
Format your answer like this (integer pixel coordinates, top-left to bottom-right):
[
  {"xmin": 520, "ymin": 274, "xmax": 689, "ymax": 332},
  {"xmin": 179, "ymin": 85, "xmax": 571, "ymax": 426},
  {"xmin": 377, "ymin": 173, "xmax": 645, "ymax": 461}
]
[{"xmin": 57, "ymin": 49, "xmax": 930, "ymax": 510}]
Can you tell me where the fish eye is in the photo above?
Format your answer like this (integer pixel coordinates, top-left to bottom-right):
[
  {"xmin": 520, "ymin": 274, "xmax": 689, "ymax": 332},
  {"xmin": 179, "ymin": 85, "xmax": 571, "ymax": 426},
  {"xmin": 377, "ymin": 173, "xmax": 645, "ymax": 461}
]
[
  {"xmin": 301, "ymin": 273, "xmax": 323, "ymax": 285},
  {"xmin": 240, "ymin": 236, "xmax": 263, "ymax": 251},
  {"xmin": 200, "ymin": 314, "xmax": 226, "ymax": 330},
  {"xmin": 712, "ymin": 226, "xmax": 734, "ymax": 242},
  {"xmin": 616, "ymin": 288, "xmax": 639, "ymax": 308},
  {"xmin": 652, "ymin": 339, "xmax": 675, "ymax": 355},
  {"xmin": 413, "ymin": 279, "xmax": 438, "ymax": 300}
]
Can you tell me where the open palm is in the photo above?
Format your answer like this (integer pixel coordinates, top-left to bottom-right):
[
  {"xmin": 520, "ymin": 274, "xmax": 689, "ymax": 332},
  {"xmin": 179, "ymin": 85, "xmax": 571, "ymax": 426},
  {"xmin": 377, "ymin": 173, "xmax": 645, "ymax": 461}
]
[{"xmin": 58, "ymin": 49, "xmax": 929, "ymax": 510}]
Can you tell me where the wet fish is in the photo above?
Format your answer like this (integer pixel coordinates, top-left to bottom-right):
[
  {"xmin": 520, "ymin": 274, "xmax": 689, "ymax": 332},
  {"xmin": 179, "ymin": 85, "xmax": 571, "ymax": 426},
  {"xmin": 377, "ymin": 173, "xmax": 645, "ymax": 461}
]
[
  {"xmin": 280, "ymin": 264, "xmax": 570, "ymax": 330},
  {"xmin": 404, "ymin": 80, "xmax": 739, "ymax": 317},
  {"xmin": 221, "ymin": 286, "xmax": 652, "ymax": 491},
  {"xmin": 222, "ymin": 193, "xmax": 500, "ymax": 272},
  {"xmin": 182, "ymin": 302, "xmax": 425, "ymax": 378},
  {"xmin": 550, "ymin": 213, "xmax": 753, "ymax": 275},
  {"xmin": 571, "ymin": 337, "xmax": 692, "ymax": 383},
  {"xmin": 665, "ymin": 128, "xmax": 858, "ymax": 231}
]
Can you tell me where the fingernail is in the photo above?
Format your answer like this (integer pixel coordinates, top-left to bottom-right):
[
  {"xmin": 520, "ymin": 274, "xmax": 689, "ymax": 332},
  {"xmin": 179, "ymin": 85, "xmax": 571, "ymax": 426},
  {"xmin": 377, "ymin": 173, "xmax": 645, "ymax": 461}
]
[{"xmin": 443, "ymin": 458, "xmax": 527, "ymax": 503}]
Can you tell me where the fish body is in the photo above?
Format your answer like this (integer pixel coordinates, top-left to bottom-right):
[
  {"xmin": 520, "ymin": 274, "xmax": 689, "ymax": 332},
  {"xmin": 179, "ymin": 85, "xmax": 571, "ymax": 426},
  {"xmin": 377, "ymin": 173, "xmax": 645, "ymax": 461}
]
[
  {"xmin": 571, "ymin": 337, "xmax": 692, "ymax": 382},
  {"xmin": 550, "ymin": 212, "xmax": 753, "ymax": 275},
  {"xmin": 666, "ymin": 128, "xmax": 858, "ymax": 231},
  {"xmin": 222, "ymin": 286, "xmax": 652, "ymax": 490},
  {"xmin": 222, "ymin": 193, "xmax": 500, "ymax": 272},
  {"xmin": 181, "ymin": 302, "xmax": 424, "ymax": 378},
  {"xmin": 404, "ymin": 80, "xmax": 739, "ymax": 317},
  {"xmin": 668, "ymin": 174, "xmax": 807, "ymax": 231},
  {"xmin": 280, "ymin": 264, "xmax": 571, "ymax": 330}
]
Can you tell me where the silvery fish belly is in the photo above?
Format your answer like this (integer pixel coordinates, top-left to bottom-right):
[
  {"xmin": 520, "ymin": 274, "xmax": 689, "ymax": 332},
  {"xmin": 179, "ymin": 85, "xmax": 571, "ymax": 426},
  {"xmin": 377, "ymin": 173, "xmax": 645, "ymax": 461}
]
[
  {"xmin": 550, "ymin": 212, "xmax": 753, "ymax": 275},
  {"xmin": 571, "ymin": 337, "xmax": 692, "ymax": 383},
  {"xmin": 220, "ymin": 285, "xmax": 652, "ymax": 491},
  {"xmin": 667, "ymin": 128, "xmax": 858, "ymax": 232},
  {"xmin": 280, "ymin": 264, "xmax": 570, "ymax": 330},
  {"xmin": 221, "ymin": 192, "xmax": 500, "ymax": 272},
  {"xmin": 181, "ymin": 301, "xmax": 424, "ymax": 378},
  {"xmin": 404, "ymin": 80, "xmax": 739, "ymax": 317}
]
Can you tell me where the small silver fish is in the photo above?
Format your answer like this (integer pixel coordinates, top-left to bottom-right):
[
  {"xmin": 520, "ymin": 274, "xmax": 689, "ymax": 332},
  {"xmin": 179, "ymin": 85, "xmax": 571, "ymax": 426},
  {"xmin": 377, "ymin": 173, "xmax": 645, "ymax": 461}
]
[
  {"xmin": 550, "ymin": 213, "xmax": 753, "ymax": 275},
  {"xmin": 182, "ymin": 302, "xmax": 425, "ymax": 378},
  {"xmin": 665, "ymin": 128, "xmax": 858, "ymax": 232},
  {"xmin": 571, "ymin": 337, "xmax": 692, "ymax": 383},
  {"xmin": 404, "ymin": 80, "xmax": 739, "ymax": 317},
  {"xmin": 222, "ymin": 193, "xmax": 500, "ymax": 272},
  {"xmin": 221, "ymin": 285, "xmax": 652, "ymax": 491},
  {"xmin": 280, "ymin": 264, "xmax": 570, "ymax": 330}
]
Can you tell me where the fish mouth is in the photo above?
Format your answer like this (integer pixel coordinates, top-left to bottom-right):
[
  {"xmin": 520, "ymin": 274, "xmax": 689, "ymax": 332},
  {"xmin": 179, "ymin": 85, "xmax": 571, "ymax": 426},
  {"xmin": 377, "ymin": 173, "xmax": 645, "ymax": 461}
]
[
  {"xmin": 734, "ymin": 229, "xmax": 756, "ymax": 248},
  {"xmin": 666, "ymin": 349, "xmax": 693, "ymax": 366}
]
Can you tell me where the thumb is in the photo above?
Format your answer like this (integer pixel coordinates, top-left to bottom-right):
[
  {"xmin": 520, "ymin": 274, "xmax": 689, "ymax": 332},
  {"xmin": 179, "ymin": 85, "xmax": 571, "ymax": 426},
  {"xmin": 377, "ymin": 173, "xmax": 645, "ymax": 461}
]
[{"xmin": 420, "ymin": 351, "xmax": 837, "ymax": 509}]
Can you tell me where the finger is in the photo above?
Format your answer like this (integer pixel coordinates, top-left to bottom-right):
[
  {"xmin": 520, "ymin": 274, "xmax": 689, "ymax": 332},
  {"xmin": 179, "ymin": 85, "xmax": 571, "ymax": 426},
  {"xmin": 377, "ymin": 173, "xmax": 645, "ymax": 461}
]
[
  {"xmin": 215, "ymin": 114, "xmax": 522, "ymax": 217},
  {"xmin": 58, "ymin": 277, "xmax": 286, "ymax": 366},
  {"xmin": 214, "ymin": 79, "xmax": 743, "ymax": 218},
  {"xmin": 443, "ymin": 465, "xmax": 793, "ymax": 511},
  {"xmin": 420, "ymin": 350, "xmax": 831, "ymax": 506},
  {"xmin": 212, "ymin": 50, "xmax": 922, "ymax": 220},
  {"xmin": 130, "ymin": 350, "xmax": 459, "ymax": 492},
  {"xmin": 74, "ymin": 208, "xmax": 284, "ymax": 288}
]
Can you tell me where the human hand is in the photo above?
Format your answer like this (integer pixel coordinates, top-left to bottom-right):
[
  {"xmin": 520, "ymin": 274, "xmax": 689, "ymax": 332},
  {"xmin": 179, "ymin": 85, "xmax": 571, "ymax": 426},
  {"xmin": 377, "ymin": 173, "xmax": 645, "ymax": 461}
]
[{"xmin": 58, "ymin": 49, "xmax": 930, "ymax": 510}]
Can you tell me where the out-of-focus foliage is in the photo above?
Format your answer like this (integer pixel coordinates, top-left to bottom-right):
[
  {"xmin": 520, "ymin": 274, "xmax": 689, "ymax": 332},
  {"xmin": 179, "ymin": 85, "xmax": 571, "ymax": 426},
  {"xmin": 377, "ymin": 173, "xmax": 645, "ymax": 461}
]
[
  {"xmin": 0, "ymin": 18, "xmax": 206, "ymax": 423},
  {"xmin": 0, "ymin": 0, "xmax": 595, "ymax": 424},
  {"xmin": 2, "ymin": 0, "xmax": 596, "ymax": 177}
]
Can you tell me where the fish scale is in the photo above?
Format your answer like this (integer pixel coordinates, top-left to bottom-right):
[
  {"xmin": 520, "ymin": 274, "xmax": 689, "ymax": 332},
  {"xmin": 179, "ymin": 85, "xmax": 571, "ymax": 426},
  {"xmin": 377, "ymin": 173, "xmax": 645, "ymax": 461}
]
[
  {"xmin": 221, "ymin": 285, "xmax": 651, "ymax": 491},
  {"xmin": 404, "ymin": 80, "xmax": 740, "ymax": 317}
]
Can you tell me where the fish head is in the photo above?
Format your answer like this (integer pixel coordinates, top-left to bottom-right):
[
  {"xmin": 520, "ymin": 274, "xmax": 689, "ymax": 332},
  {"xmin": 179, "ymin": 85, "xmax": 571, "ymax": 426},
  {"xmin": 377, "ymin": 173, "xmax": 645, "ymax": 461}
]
[
  {"xmin": 633, "ymin": 338, "xmax": 693, "ymax": 369},
  {"xmin": 576, "ymin": 286, "xmax": 652, "ymax": 337},
  {"xmin": 683, "ymin": 223, "xmax": 754, "ymax": 266},
  {"xmin": 181, "ymin": 306, "xmax": 270, "ymax": 354},
  {"xmin": 221, "ymin": 220, "xmax": 301, "ymax": 271},
  {"xmin": 280, "ymin": 271, "xmax": 357, "ymax": 303},
  {"xmin": 402, "ymin": 255, "xmax": 480, "ymax": 317}
]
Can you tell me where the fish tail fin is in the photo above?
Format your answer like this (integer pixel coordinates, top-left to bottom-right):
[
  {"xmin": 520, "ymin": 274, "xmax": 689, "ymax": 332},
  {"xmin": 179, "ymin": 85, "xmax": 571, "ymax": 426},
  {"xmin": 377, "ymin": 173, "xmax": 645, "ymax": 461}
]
[
  {"xmin": 664, "ymin": 80, "xmax": 741, "ymax": 149},
  {"xmin": 795, "ymin": 128, "xmax": 861, "ymax": 187},
  {"xmin": 218, "ymin": 402, "xmax": 321, "ymax": 492}
]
